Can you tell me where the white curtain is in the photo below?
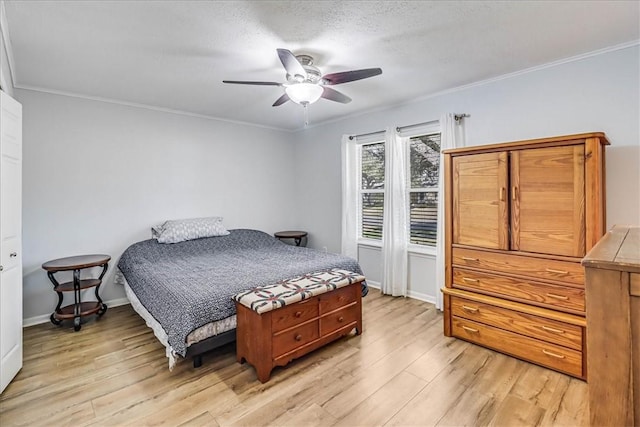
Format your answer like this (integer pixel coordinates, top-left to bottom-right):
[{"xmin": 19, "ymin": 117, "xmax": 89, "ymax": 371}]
[
  {"xmin": 435, "ymin": 114, "xmax": 465, "ymax": 310},
  {"xmin": 341, "ymin": 134, "xmax": 358, "ymax": 259},
  {"xmin": 381, "ymin": 127, "xmax": 409, "ymax": 296}
]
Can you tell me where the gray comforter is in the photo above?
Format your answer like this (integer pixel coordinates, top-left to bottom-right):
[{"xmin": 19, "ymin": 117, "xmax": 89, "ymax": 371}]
[{"xmin": 117, "ymin": 229, "xmax": 367, "ymax": 357}]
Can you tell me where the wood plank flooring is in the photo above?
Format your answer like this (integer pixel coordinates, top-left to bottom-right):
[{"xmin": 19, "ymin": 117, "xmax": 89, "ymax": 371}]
[{"xmin": 0, "ymin": 291, "xmax": 589, "ymax": 426}]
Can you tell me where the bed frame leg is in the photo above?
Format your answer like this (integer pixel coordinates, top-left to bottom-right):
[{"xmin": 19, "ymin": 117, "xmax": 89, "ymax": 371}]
[{"xmin": 193, "ymin": 355, "xmax": 203, "ymax": 368}]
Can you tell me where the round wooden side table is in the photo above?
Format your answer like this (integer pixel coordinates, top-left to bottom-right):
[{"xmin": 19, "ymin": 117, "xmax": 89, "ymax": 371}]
[
  {"xmin": 274, "ymin": 230, "xmax": 308, "ymax": 247},
  {"xmin": 42, "ymin": 254, "xmax": 110, "ymax": 331}
]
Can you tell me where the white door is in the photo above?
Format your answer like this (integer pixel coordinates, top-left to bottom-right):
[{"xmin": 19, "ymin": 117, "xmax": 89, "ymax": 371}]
[{"xmin": 0, "ymin": 90, "xmax": 22, "ymax": 394}]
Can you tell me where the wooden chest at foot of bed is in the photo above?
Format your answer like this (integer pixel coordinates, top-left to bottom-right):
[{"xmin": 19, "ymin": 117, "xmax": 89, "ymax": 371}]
[{"xmin": 235, "ymin": 279, "xmax": 363, "ymax": 383}]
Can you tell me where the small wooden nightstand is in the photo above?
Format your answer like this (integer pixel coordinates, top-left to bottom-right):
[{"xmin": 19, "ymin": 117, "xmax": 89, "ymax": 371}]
[
  {"xmin": 274, "ymin": 230, "xmax": 307, "ymax": 247},
  {"xmin": 42, "ymin": 254, "xmax": 110, "ymax": 331}
]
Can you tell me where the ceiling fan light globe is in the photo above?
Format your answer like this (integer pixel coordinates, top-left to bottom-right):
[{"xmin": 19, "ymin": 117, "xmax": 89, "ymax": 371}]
[{"xmin": 284, "ymin": 83, "xmax": 323, "ymax": 105}]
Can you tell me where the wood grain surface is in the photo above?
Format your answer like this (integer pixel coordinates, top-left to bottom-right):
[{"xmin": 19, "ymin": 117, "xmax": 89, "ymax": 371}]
[{"xmin": 0, "ymin": 292, "xmax": 589, "ymax": 426}]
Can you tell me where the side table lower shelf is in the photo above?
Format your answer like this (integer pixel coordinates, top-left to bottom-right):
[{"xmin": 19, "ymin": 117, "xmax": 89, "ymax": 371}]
[{"xmin": 43, "ymin": 254, "xmax": 111, "ymax": 331}]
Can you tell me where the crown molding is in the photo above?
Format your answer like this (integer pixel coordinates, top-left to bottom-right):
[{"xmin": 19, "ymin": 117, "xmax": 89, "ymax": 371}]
[
  {"xmin": 15, "ymin": 83, "xmax": 295, "ymax": 133},
  {"xmin": 296, "ymin": 40, "xmax": 640, "ymax": 133}
]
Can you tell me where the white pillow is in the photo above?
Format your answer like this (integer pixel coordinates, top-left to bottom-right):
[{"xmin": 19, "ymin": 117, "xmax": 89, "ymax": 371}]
[
  {"xmin": 151, "ymin": 224, "xmax": 165, "ymax": 239},
  {"xmin": 155, "ymin": 217, "xmax": 229, "ymax": 244}
]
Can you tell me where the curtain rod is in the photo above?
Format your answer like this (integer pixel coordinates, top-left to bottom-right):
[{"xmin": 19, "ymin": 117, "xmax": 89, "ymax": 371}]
[
  {"xmin": 350, "ymin": 113, "xmax": 470, "ymax": 139},
  {"xmin": 348, "ymin": 130, "xmax": 384, "ymax": 140},
  {"xmin": 395, "ymin": 114, "xmax": 469, "ymax": 133},
  {"xmin": 396, "ymin": 119, "xmax": 438, "ymax": 134}
]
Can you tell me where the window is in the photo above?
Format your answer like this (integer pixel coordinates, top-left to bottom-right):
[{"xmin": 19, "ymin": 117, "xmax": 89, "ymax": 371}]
[
  {"xmin": 408, "ymin": 133, "xmax": 441, "ymax": 246},
  {"xmin": 359, "ymin": 142, "xmax": 385, "ymax": 240}
]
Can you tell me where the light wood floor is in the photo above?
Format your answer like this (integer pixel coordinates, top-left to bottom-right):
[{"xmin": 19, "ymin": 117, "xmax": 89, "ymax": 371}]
[{"xmin": 0, "ymin": 291, "xmax": 588, "ymax": 426}]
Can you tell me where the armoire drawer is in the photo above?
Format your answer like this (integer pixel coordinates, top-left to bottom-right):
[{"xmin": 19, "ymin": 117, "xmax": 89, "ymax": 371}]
[
  {"xmin": 452, "ymin": 248, "xmax": 584, "ymax": 286},
  {"xmin": 452, "ymin": 316, "xmax": 583, "ymax": 378},
  {"xmin": 453, "ymin": 268, "xmax": 585, "ymax": 314},
  {"xmin": 450, "ymin": 295, "xmax": 583, "ymax": 350}
]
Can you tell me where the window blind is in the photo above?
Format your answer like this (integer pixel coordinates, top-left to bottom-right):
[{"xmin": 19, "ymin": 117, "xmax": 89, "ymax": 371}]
[
  {"xmin": 360, "ymin": 142, "xmax": 385, "ymax": 240},
  {"xmin": 409, "ymin": 133, "xmax": 441, "ymax": 246}
]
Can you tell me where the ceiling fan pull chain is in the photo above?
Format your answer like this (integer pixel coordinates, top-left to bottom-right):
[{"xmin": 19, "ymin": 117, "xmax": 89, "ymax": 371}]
[{"xmin": 303, "ymin": 102, "xmax": 309, "ymax": 127}]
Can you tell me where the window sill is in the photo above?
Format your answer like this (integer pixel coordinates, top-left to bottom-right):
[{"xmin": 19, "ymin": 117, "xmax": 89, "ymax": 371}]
[
  {"xmin": 356, "ymin": 241, "xmax": 437, "ymax": 257},
  {"xmin": 408, "ymin": 245, "xmax": 436, "ymax": 257},
  {"xmin": 357, "ymin": 239, "xmax": 382, "ymax": 249}
]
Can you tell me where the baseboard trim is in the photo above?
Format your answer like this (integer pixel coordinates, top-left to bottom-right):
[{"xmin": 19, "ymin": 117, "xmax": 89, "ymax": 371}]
[
  {"xmin": 366, "ymin": 280, "xmax": 381, "ymax": 289},
  {"xmin": 407, "ymin": 290, "xmax": 436, "ymax": 305},
  {"xmin": 23, "ymin": 297, "xmax": 131, "ymax": 328},
  {"xmin": 22, "ymin": 289, "xmax": 435, "ymax": 326},
  {"xmin": 366, "ymin": 281, "xmax": 435, "ymax": 305}
]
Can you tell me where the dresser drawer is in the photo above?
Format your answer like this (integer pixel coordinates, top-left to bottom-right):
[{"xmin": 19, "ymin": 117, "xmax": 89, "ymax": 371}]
[
  {"xmin": 450, "ymin": 296, "xmax": 583, "ymax": 350},
  {"xmin": 320, "ymin": 303, "xmax": 359, "ymax": 336},
  {"xmin": 272, "ymin": 321, "xmax": 319, "ymax": 358},
  {"xmin": 453, "ymin": 268, "xmax": 584, "ymax": 313},
  {"xmin": 452, "ymin": 248, "xmax": 584, "ymax": 286},
  {"xmin": 452, "ymin": 316, "xmax": 583, "ymax": 378},
  {"xmin": 271, "ymin": 299, "xmax": 319, "ymax": 333},
  {"xmin": 319, "ymin": 284, "xmax": 357, "ymax": 314}
]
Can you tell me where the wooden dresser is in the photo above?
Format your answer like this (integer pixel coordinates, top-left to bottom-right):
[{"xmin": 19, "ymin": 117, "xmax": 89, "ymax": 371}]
[
  {"xmin": 442, "ymin": 133, "xmax": 608, "ymax": 379},
  {"xmin": 236, "ymin": 281, "xmax": 363, "ymax": 383},
  {"xmin": 582, "ymin": 225, "xmax": 639, "ymax": 426}
]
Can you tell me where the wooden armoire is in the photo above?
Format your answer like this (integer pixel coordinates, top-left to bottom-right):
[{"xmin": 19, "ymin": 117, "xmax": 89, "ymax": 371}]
[{"xmin": 442, "ymin": 132, "xmax": 608, "ymax": 379}]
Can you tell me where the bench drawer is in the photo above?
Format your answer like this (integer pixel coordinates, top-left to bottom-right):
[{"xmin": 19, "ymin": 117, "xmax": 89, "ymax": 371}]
[
  {"xmin": 453, "ymin": 268, "xmax": 585, "ymax": 314},
  {"xmin": 271, "ymin": 299, "xmax": 318, "ymax": 333},
  {"xmin": 452, "ymin": 316, "xmax": 583, "ymax": 378},
  {"xmin": 319, "ymin": 285, "xmax": 357, "ymax": 314},
  {"xmin": 320, "ymin": 303, "xmax": 359, "ymax": 336},
  {"xmin": 450, "ymin": 295, "xmax": 583, "ymax": 350},
  {"xmin": 272, "ymin": 321, "xmax": 319, "ymax": 358},
  {"xmin": 452, "ymin": 247, "xmax": 584, "ymax": 286}
]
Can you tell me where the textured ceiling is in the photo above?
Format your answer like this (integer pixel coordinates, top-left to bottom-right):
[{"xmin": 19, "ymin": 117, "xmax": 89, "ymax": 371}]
[{"xmin": 3, "ymin": 1, "xmax": 639, "ymax": 131}]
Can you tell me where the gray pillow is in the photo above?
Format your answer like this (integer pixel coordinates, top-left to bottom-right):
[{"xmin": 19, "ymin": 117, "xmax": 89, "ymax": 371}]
[{"xmin": 155, "ymin": 217, "xmax": 230, "ymax": 244}]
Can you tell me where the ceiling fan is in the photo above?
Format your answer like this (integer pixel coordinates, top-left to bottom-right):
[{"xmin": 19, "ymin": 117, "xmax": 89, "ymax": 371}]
[{"xmin": 223, "ymin": 49, "xmax": 382, "ymax": 123}]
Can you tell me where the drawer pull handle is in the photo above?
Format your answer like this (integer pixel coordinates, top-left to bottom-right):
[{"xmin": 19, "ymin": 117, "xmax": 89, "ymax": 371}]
[
  {"xmin": 462, "ymin": 277, "xmax": 479, "ymax": 283},
  {"xmin": 295, "ymin": 334, "xmax": 302, "ymax": 341},
  {"xmin": 338, "ymin": 316, "xmax": 344, "ymax": 323},
  {"xmin": 462, "ymin": 326, "xmax": 479, "ymax": 333},
  {"xmin": 9, "ymin": 252, "xmax": 17, "ymax": 258},
  {"xmin": 542, "ymin": 349, "xmax": 566, "ymax": 359},
  {"xmin": 546, "ymin": 293, "xmax": 569, "ymax": 301},
  {"xmin": 462, "ymin": 257, "xmax": 479, "ymax": 262},
  {"xmin": 294, "ymin": 311, "xmax": 302, "ymax": 318},
  {"xmin": 462, "ymin": 305, "xmax": 479, "ymax": 313},
  {"xmin": 541, "ymin": 325, "xmax": 566, "ymax": 334},
  {"xmin": 546, "ymin": 268, "xmax": 568, "ymax": 275}
]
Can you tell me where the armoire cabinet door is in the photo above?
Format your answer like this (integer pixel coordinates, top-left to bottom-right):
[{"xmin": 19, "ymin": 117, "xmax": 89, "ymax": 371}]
[
  {"xmin": 452, "ymin": 152, "xmax": 509, "ymax": 250},
  {"xmin": 511, "ymin": 145, "xmax": 586, "ymax": 257}
]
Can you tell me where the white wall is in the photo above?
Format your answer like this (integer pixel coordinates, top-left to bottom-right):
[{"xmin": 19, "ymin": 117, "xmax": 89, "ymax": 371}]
[
  {"xmin": 17, "ymin": 89, "xmax": 298, "ymax": 322},
  {"xmin": 293, "ymin": 45, "xmax": 640, "ymax": 302}
]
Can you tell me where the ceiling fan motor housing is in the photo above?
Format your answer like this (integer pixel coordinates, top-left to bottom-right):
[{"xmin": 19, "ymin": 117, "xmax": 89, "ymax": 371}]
[{"xmin": 286, "ymin": 55, "xmax": 321, "ymax": 84}]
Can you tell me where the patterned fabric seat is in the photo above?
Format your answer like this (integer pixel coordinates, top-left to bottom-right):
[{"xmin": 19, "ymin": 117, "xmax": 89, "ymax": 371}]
[{"xmin": 233, "ymin": 269, "xmax": 366, "ymax": 314}]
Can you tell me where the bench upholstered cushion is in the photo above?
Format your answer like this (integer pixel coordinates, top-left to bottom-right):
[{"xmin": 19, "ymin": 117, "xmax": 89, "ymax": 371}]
[{"xmin": 233, "ymin": 269, "xmax": 365, "ymax": 314}]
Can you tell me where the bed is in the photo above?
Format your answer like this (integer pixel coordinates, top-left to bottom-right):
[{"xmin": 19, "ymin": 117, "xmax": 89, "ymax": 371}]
[{"xmin": 116, "ymin": 228, "xmax": 367, "ymax": 368}]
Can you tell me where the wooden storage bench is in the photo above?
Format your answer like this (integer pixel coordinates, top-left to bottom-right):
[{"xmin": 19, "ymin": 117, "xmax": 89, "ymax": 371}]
[{"xmin": 233, "ymin": 269, "xmax": 365, "ymax": 383}]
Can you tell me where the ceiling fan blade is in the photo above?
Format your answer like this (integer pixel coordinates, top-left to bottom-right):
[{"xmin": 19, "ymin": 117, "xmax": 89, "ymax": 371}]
[
  {"xmin": 322, "ymin": 68, "xmax": 382, "ymax": 85},
  {"xmin": 272, "ymin": 93, "xmax": 290, "ymax": 107},
  {"xmin": 276, "ymin": 48, "xmax": 307, "ymax": 80},
  {"xmin": 222, "ymin": 80, "xmax": 282, "ymax": 86},
  {"xmin": 321, "ymin": 87, "xmax": 352, "ymax": 104}
]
